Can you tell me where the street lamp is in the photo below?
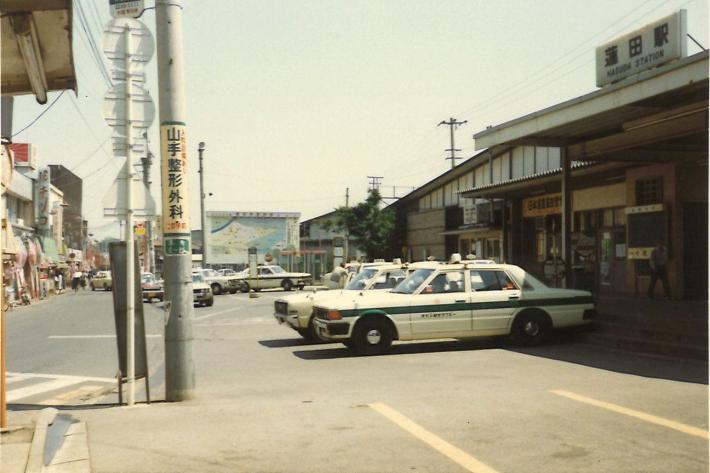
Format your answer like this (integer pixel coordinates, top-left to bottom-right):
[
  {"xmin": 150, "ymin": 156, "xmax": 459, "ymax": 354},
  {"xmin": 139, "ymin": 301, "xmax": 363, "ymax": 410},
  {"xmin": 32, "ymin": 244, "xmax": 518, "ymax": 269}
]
[{"xmin": 198, "ymin": 142, "xmax": 207, "ymax": 267}]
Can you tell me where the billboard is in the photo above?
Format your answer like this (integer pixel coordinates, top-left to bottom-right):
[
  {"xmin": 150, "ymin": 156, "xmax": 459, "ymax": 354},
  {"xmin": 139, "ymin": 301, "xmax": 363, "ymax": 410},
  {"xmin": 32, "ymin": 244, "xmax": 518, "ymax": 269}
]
[{"xmin": 205, "ymin": 211, "xmax": 300, "ymax": 265}]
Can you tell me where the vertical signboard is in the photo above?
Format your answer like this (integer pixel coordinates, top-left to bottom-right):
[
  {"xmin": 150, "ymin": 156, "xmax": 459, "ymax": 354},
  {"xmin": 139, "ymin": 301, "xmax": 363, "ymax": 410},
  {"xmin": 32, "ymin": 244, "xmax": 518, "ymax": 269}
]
[
  {"xmin": 596, "ymin": 10, "xmax": 687, "ymax": 87},
  {"xmin": 160, "ymin": 122, "xmax": 191, "ymax": 255},
  {"xmin": 36, "ymin": 167, "xmax": 51, "ymax": 235}
]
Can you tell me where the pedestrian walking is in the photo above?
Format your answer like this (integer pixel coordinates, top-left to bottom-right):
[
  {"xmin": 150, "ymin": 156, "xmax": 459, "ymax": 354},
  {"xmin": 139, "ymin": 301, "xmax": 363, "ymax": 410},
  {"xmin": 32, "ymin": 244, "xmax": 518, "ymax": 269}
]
[
  {"xmin": 80, "ymin": 272, "xmax": 87, "ymax": 290},
  {"xmin": 71, "ymin": 268, "xmax": 82, "ymax": 292},
  {"xmin": 648, "ymin": 240, "xmax": 671, "ymax": 299}
]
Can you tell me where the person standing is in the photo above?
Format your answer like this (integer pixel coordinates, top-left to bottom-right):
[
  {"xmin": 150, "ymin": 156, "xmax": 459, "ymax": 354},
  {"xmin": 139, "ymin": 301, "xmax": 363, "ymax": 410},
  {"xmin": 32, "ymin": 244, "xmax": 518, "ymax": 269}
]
[
  {"xmin": 71, "ymin": 267, "xmax": 82, "ymax": 292},
  {"xmin": 648, "ymin": 240, "xmax": 671, "ymax": 299}
]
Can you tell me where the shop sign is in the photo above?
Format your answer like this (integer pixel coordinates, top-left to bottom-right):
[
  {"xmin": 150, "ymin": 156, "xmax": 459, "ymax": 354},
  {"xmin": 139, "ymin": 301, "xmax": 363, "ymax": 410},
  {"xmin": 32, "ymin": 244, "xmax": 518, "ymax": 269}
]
[
  {"xmin": 36, "ymin": 167, "xmax": 51, "ymax": 234},
  {"xmin": 161, "ymin": 122, "xmax": 191, "ymax": 255},
  {"xmin": 109, "ymin": 0, "xmax": 144, "ymax": 18},
  {"xmin": 523, "ymin": 193, "xmax": 561, "ymax": 218},
  {"xmin": 572, "ymin": 232, "xmax": 595, "ymax": 257},
  {"xmin": 596, "ymin": 10, "xmax": 687, "ymax": 87},
  {"xmin": 462, "ymin": 198, "xmax": 476, "ymax": 225},
  {"xmin": 627, "ymin": 247, "xmax": 654, "ymax": 259}
]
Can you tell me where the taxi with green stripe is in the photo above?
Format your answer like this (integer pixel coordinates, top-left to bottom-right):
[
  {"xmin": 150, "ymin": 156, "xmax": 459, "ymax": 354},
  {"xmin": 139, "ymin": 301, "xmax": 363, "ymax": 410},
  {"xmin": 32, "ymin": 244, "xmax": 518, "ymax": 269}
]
[{"xmin": 313, "ymin": 256, "xmax": 595, "ymax": 355}]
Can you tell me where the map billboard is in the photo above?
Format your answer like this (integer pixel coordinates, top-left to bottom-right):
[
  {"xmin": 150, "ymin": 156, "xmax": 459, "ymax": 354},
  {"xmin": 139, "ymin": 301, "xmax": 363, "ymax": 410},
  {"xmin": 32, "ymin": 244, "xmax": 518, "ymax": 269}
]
[{"xmin": 205, "ymin": 211, "xmax": 300, "ymax": 265}]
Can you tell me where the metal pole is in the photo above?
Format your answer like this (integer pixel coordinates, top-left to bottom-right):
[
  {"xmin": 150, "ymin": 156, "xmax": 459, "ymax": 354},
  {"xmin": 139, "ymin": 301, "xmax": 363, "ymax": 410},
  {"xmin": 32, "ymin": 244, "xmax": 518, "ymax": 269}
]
[
  {"xmin": 198, "ymin": 142, "xmax": 206, "ymax": 267},
  {"xmin": 156, "ymin": 0, "xmax": 195, "ymax": 401},
  {"xmin": 561, "ymin": 147, "xmax": 572, "ymax": 288},
  {"xmin": 142, "ymin": 151, "xmax": 155, "ymax": 274},
  {"xmin": 124, "ymin": 24, "xmax": 136, "ymax": 406}
]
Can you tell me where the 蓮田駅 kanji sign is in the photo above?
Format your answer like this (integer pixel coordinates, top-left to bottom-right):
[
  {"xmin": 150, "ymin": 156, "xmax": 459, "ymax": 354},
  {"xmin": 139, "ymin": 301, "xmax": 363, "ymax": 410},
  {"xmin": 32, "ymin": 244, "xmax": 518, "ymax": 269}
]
[
  {"xmin": 595, "ymin": 10, "xmax": 687, "ymax": 87},
  {"xmin": 161, "ymin": 122, "xmax": 191, "ymax": 255}
]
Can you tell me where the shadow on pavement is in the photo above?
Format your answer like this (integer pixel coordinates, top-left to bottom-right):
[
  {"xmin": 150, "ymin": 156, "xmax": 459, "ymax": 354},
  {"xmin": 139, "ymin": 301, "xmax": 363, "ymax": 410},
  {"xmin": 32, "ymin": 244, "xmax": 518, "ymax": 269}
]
[
  {"xmin": 258, "ymin": 338, "xmax": 331, "ymax": 348},
  {"xmin": 505, "ymin": 334, "xmax": 709, "ymax": 385},
  {"xmin": 293, "ymin": 338, "xmax": 503, "ymax": 360}
]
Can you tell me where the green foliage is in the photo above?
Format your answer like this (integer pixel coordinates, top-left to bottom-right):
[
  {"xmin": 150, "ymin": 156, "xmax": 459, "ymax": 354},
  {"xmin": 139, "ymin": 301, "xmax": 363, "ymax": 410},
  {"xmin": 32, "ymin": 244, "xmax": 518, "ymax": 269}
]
[{"xmin": 327, "ymin": 189, "xmax": 395, "ymax": 260}]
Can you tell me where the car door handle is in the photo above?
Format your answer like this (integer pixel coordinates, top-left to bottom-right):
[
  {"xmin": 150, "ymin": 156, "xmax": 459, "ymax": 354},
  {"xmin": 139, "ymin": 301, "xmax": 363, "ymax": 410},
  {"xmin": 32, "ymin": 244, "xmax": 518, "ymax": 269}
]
[
  {"xmin": 455, "ymin": 299, "xmax": 466, "ymax": 303},
  {"xmin": 508, "ymin": 295, "xmax": 520, "ymax": 300}
]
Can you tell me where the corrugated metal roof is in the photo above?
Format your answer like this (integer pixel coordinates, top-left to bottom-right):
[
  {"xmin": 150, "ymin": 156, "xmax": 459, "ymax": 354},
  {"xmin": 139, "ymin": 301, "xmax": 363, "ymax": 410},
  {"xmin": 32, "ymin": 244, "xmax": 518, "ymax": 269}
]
[{"xmin": 458, "ymin": 161, "xmax": 595, "ymax": 194}]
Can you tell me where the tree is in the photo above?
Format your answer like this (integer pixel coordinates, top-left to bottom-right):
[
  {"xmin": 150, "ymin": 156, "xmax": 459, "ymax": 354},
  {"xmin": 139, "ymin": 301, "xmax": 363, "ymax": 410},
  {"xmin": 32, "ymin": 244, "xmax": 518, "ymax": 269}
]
[{"xmin": 327, "ymin": 189, "xmax": 395, "ymax": 260}]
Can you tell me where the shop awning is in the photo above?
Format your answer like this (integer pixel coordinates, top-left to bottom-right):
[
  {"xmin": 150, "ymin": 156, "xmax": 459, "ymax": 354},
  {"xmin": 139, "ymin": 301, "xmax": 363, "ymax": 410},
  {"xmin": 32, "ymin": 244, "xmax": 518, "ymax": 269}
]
[{"xmin": 0, "ymin": 0, "xmax": 76, "ymax": 104}]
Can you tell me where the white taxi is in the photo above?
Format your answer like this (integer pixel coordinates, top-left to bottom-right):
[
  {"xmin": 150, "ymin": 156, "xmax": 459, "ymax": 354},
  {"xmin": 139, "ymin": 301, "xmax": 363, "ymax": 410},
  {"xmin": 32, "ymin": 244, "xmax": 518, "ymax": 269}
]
[
  {"xmin": 313, "ymin": 258, "xmax": 596, "ymax": 355},
  {"xmin": 273, "ymin": 262, "xmax": 410, "ymax": 340}
]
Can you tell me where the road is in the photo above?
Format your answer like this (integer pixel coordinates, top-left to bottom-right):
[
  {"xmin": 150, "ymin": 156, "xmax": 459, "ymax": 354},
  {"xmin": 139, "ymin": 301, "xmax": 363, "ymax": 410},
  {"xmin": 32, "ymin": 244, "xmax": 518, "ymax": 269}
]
[{"xmin": 6, "ymin": 288, "xmax": 709, "ymax": 472}]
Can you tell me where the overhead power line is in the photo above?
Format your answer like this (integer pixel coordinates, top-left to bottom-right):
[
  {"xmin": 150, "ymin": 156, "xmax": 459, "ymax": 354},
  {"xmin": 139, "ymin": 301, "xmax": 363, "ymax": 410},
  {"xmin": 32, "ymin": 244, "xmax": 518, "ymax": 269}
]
[{"xmin": 10, "ymin": 90, "xmax": 66, "ymax": 138}]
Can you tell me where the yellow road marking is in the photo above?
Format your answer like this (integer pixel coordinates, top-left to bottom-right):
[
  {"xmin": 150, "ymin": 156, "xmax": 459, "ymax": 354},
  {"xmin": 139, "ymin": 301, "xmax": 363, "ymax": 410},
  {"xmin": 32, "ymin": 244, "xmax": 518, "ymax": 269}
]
[
  {"xmin": 551, "ymin": 390, "xmax": 708, "ymax": 440},
  {"xmin": 369, "ymin": 402, "xmax": 501, "ymax": 473}
]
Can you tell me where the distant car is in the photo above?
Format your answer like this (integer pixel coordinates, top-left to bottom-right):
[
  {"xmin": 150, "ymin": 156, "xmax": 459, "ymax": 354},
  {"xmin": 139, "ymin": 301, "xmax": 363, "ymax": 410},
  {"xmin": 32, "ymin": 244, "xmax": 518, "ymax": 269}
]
[
  {"xmin": 90, "ymin": 271, "xmax": 112, "ymax": 291},
  {"xmin": 236, "ymin": 265, "xmax": 311, "ymax": 292},
  {"xmin": 217, "ymin": 268, "xmax": 238, "ymax": 277},
  {"xmin": 192, "ymin": 268, "xmax": 240, "ymax": 295},
  {"xmin": 192, "ymin": 273, "xmax": 214, "ymax": 307},
  {"xmin": 274, "ymin": 262, "xmax": 410, "ymax": 340},
  {"xmin": 141, "ymin": 272, "xmax": 164, "ymax": 302},
  {"xmin": 314, "ymin": 260, "xmax": 596, "ymax": 355}
]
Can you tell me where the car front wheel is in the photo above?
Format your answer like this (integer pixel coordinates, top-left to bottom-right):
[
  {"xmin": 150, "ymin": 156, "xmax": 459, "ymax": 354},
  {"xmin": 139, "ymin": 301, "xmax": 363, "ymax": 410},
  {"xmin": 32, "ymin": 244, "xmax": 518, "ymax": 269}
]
[
  {"xmin": 211, "ymin": 283, "xmax": 222, "ymax": 295},
  {"xmin": 351, "ymin": 318, "xmax": 392, "ymax": 355},
  {"xmin": 240, "ymin": 282, "xmax": 250, "ymax": 293},
  {"xmin": 281, "ymin": 279, "xmax": 293, "ymax": 291}
]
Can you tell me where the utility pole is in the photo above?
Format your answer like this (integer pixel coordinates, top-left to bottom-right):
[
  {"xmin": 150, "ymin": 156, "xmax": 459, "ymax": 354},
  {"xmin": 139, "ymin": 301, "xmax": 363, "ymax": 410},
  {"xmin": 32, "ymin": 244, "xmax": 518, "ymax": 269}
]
[
  {"xmin": 438, "ymin": 117, "xmax": 467, "ymax": 169},
  {"xmin": 156, "ymin": 0, "xmax": 195, "ymax": 401},
  {"xmin": 367, "ymin": 176, "xmax": 383, "ymax": 192},
  {"xmin": 345, "ymin": 187, "xmax": 349, "ymax": 207},
  {"xmin": 198, "ymin": 142, "xmax": 207, "ymax": 267},
  {"xmin": 141, "ymin": 150, "xmax": 155, "ymax": 273}
]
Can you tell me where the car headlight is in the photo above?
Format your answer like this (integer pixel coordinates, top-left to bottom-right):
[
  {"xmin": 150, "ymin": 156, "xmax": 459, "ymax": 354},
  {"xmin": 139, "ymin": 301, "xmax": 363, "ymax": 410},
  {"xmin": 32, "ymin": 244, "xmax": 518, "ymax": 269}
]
[{"xmin": 327, "ymin": 310, "xmax": 342, "ymax": 321}]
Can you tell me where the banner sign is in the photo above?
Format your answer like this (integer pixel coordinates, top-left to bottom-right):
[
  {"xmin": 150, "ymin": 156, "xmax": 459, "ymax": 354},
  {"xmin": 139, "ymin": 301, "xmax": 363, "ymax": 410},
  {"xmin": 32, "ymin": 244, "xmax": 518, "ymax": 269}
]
[
  {"xmin": 626, "ymin": 204, "xmax": 666, "ymax": 259},
  {"xmin": 596, "ymin": 10, "xmax": 687, "ymax": 87},
  {"xmin": 37, "ymin": 167, "xmax": 51, "ymax": 234},
  {"xmin": 522, "ymin": 193, "xmax": 561, "ymax": 218},
  {"xmin": 161, "ymin": 122, "xmax": 191, "ymax": 255},
  {"xmin": 109, "ymin": 0, "xmax": 144, "ymax": 18}
]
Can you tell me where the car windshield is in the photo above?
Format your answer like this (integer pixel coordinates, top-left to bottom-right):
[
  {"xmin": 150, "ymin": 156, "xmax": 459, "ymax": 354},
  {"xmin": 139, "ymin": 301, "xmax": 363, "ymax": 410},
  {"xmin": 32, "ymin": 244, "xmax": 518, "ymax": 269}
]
[
  {"xmin": 345, "ymin": 268, "xmax": 379, "ymax": 290},
  {"xmin": 204, "ymin": 269, "xmax": 218, "ymax": 277},
  {"xmin": 192, "ymin": 274, "xmax": 205, "ymax": 283},
  {"xmin": 141, "ymin": 274, "xmax": 154, "ymax": 284},
  {"xmin": 270, "ymin": 266, "xmax": 284, "ymax": 274},
  {"xmin": 391, "ymin": 269, "xmax": 435, "ymax": 294}
]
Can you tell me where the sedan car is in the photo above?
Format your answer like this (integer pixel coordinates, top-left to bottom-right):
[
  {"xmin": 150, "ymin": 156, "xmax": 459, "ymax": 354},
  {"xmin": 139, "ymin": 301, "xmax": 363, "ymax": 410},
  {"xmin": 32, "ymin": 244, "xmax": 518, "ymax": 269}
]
[
  {"xmin": 90, "ymin": 271, "xmax": 112, "ymax": 291},
  {"xmin": 237, "ymin": 265, "xmax": 311, "ymax": 292},
  {"xmin": 314, "ymin": 260, "xmax": 596, "ymax": 355},
  {"xmin": 274, "ymin": 263, "xmax": 410, "ymax": 340},
  {"xmin": 192, "ymin": 273, "xmax": 214, "ymax": 307},
  {"xmin": 141, "ymin": 272, "xmax": 164, "ymax": 302}
]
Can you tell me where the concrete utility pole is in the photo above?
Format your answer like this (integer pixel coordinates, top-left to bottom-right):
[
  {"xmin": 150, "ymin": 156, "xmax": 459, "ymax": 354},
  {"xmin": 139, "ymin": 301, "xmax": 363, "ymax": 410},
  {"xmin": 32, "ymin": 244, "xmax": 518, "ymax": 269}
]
[
  {"xmin": 198, "ymin": 142, "xmax": 207, "ymax": 267},
  {"xmin": 156, "ymin": 0, "xmax": 195, "ymax": 401},
  {"xmin": 345, "ymin": 187, "xmax": 349, "ymax": 207},
  {"xmin": 367, "ymin": 176, "xmax": 383, "ymax": 192},
  {"xmin": 141, "ymin": 150, "xmax": 155, "ymax": 273},
  {"xmin": 438, "ymin": 117, "xmax": 467, "ymax": 169}
]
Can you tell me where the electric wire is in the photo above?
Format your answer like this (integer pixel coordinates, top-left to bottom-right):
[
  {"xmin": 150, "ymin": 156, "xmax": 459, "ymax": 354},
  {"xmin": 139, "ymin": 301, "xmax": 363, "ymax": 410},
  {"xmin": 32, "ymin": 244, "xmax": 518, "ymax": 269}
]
[{"xmin": 10, "ymin": 90, "xmax": 66, "ymax": 138}]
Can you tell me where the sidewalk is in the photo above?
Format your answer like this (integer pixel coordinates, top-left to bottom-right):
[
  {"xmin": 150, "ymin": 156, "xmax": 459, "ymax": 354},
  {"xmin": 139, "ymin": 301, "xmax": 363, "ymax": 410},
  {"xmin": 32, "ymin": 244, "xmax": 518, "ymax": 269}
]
[{"xmin": 584, "ymin": 294, "xmax": 708, "ymax": 359}]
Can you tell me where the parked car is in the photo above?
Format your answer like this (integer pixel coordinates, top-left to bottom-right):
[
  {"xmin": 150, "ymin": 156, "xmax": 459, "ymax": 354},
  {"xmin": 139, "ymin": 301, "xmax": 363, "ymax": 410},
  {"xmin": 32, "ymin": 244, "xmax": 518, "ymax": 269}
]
[
  {"xmin": 322, "ymin": 260, "xmax": 398, "ymax": 289},
  {"xmin": 217, "ymin": 268, "xmax": 238, "ymax": 277},
  {"xmin": 90, "ymin": 271, "xmax": 112, "ymax": 291},
  {"xmin": 141, "ymin": 272, "xmax": 164, "ymax": 302},
  {"xmin": 274, "ymin": 262, "xmax": 410, "ymax": 340},
  {"xmin": 192, "ymin": 268, "xmax": 240, "ymax": 295},
  {"xmin": 236, "ymin": 265, "xmax": 311, "ymax": 292},
  {"xmin": 313, "ymin": 259, "xmax": 596, "ymax": 355},
  {"xmin": 192, "ymin": 273, "xmax": 214, "ymax": 307}
]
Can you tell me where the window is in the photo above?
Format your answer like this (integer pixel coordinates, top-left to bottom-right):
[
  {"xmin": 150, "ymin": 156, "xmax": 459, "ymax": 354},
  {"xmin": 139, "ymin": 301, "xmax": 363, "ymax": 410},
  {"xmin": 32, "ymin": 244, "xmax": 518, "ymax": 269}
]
[
  {"xmin": 492, "ymin": 157, "xmax": 502, "ymax": 184},
  {"xmin": 470, "ymin": 270, "xmax": 515, "ymax": 291},
  {"xmin": 535, "ymin": 147, "xmax": 548, "ymax": 173},
  {"xmin": 523, "ymin": 146, "xmax": 536, "ymax": 175},
  {"xmin": 511, "ymin": 147, "xmax": 524, "ymax": 178},
  {"xmin": 421, "ymin": 271, "xmax": 465, "ymax": 294},
  {"xmin": 635, "ymin": 177, "xmax": 663, "ymax": 205},
  {"xmin": 372, "ymin": 270, "xmax": 407, "ymax": 289}
]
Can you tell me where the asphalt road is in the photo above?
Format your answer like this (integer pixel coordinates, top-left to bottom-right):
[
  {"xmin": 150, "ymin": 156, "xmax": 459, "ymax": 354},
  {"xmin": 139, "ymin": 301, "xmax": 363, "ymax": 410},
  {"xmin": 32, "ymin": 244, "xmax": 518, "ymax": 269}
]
[{"xmin": 6, "ymin": 288, "xmax": 709, "ymax": 472}]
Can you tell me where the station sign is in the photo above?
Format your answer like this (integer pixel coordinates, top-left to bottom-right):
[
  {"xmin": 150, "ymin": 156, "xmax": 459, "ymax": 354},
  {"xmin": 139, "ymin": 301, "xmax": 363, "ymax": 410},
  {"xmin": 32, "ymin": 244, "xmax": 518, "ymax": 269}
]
[{"xmin": 596, "ymin": 10, "xmax": 687, "ymax": 87}]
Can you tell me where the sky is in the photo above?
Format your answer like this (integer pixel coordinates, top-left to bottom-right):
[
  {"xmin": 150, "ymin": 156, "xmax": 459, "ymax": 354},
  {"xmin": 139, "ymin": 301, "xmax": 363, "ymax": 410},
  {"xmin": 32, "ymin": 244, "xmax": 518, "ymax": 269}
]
[{"xmin": 8, "ymin": 0, "xmax": 710, "ymax": 240}]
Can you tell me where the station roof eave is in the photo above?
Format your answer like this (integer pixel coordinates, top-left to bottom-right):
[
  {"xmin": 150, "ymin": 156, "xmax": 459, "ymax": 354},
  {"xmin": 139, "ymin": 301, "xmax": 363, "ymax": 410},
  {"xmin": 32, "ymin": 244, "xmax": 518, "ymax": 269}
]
[
  {"xmin": 473, "ymin": 51, "xmax": 709, "ymax": 163},
  {"xmin": 0, "ymin": 0, "xmax": 76, "ymax": 104},
  {"xmin": 458, "ymin": 161, "xmax": 633, "ymax": 200}
]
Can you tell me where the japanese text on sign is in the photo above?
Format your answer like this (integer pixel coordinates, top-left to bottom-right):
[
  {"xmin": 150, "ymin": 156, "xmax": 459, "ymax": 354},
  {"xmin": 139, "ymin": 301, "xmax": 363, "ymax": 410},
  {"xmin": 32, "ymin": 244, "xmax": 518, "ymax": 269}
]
[
  {"xmin": 160, "ymin": 123, "xmax": 190, "ymax": 247},
  {"xmin": 595, "ymin": 10, "xmax": 687, "ymax": 87},
  {"xmin": 522, "ymin": 193, "xmax": 561, "ymax": 218}
]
